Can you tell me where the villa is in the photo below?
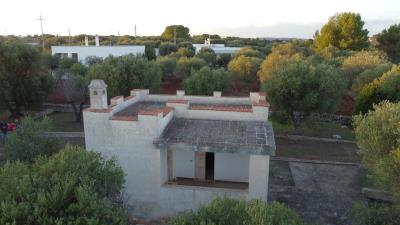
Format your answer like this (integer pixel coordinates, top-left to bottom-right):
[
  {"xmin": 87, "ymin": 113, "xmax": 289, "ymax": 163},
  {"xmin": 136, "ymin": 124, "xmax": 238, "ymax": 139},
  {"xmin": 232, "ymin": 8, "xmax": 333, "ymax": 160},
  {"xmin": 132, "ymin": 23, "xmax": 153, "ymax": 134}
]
[{"xmin": 83, "ymin": 80, "xmax": 276, "ymax": 218}]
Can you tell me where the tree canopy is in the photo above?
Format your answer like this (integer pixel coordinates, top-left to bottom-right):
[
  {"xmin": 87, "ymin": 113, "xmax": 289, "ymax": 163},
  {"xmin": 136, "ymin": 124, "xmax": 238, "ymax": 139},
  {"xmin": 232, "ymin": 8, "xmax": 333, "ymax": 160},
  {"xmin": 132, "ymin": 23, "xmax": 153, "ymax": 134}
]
[
  {"xmin": 314, "ymin": 12, "xmax": 369, "ymax": 51},
  {"xmin": 183, "ymin": 66, "xmax": 230, "ymax": 95},
  {"xmin": 87, "ymin": 55, "xmax": 161, "ymax": 97},
  {"xmin": 161, "ymin": 25, "xmax": 190, "ymax": 41},
  {"xmin": 376, "ymin": 24, "xmax": 400, "ymax": 63},
  {"xmin": 263, "ymin": 57, "xmax": 347, "ymax": 129},
  {"xmin": 0, "ymin": 42, "xmax": 53, "ymax": 117},
  {"xmin": 0, "ymin": 145, "xmax": 127, "ymax": 225}
]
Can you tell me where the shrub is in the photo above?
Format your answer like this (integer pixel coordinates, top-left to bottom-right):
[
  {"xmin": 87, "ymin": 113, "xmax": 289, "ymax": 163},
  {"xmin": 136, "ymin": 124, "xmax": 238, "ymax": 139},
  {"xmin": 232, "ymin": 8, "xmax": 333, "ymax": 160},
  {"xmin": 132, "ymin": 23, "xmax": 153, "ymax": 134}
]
[
  {"xmin": 228, "ymin": 55, "xmax": 262, "ymax": 83},
  {"xmin": 3, "ymin": 116, "xmax": 59, "ymax": 163},
  {"xmin": 348, "ymin": 202, "xmax": 400, "ymax": 225},
  {"xmin": 183, "ymin": 66, "xmax": 230, "ymax": 95},
  {"xmin": 157, "ymin": 56, "xmax": 177, "ymax": 78},
  {"xmin": 159, "ymin": 42, "xmax": 178, "ymax": 56},
  {"xmin": 171, "ymin": 197, "xmax": 308, "ymax": 225},
  {"xmin": 175, "ymin": 57, "xmax": 207, "ymax": 78},
  {"xmin": 0, "ymin": 145, "xmax": 127, "ymax": 225}
]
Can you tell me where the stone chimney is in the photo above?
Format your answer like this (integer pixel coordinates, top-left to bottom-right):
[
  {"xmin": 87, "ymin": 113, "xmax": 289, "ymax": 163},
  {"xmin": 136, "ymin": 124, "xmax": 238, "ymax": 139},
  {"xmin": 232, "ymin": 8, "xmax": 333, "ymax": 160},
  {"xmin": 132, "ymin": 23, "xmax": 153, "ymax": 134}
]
[
  {"xmin": 95, "ymin": 35, "xmax": 100, "ymax": 46},
  {"xmin": 88, "ymin": 80, "xmax": 108, "ymax": 109},
  {"xmin": 85, "ymin": 36, "xmax": 89, "ymax": 46}
]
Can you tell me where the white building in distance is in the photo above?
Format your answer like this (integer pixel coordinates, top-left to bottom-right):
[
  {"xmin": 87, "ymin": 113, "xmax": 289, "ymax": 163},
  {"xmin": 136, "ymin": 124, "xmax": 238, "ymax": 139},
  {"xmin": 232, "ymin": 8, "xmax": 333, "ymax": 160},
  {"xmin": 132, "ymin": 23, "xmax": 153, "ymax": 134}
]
[
  {"xmin": 193, "ymin": 38, "xmax": 242, "ymax": 55},
  {"xmin": 83, "ymin": 80, "xmax": 276, "ymax": 219},
  {"xmin": 51, "ymin": 36, "xmax": 145, "ymax": 64}
]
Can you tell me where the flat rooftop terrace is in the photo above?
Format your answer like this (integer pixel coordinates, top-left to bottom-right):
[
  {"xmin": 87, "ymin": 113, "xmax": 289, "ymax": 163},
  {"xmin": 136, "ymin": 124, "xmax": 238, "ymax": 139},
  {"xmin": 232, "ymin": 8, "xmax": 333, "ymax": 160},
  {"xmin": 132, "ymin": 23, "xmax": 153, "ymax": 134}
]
[
  {"xmin": 115, "ymin": 101, "xmax": 166, "ymax": 117},
  {"xmin": 154, "ymin": 118, "xmax": 276, "ymax": 156}
]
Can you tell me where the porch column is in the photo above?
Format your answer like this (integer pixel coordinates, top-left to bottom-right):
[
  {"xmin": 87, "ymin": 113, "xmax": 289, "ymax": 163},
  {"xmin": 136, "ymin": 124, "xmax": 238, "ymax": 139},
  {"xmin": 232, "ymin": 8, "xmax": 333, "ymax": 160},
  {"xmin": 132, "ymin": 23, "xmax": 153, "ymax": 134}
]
[{"xmin": 248, "ymin": 154, "xmax": 270, "ymax": 200}]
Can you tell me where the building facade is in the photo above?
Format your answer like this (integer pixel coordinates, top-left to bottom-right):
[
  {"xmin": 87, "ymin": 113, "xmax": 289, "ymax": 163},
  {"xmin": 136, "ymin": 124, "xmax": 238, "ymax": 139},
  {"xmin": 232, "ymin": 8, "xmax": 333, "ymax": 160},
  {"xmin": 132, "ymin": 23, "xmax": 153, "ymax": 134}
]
[{"xmin": 83, "ymin": 80, "xmax": 275, "ymax": 218}]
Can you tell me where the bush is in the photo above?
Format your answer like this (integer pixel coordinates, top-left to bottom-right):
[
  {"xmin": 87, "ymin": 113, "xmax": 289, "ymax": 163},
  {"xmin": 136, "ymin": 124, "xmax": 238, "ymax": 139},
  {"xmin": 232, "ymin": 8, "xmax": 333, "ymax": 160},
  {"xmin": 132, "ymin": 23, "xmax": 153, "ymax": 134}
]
[
  {"xmin": 175, "ymin": 57, "xmax": 207, "ymax": 78},
  {"xmin": 354, "ymin": 65, "xmax": 400, "ymax": 114},
  {"xmin": 3, "ymin": 116, "xmax": 59, "ymax": 163},
  {"xmin": 228, "ymin": 55, "xmax": 262, "ymax": 83},
  {"xmin": 159, "ymin": 42, "xmax": 178, "ymax": 56},
  {"xmin": 348, "ymin": 202, "xmax": 400, "ymax": 225},
  {"xmin": 170, "ymin": 197, "xmax": 308, "ymax": 225},
  {"xmin": 157, "ymin": 56, "xmax": 177, "ymax": 77},
  {"xmin": 197, "ymin": 47, "xmax": 217, "ymax": 66},
  {"xmin": 0, "ymin": 145, "xmax": 127, "ymax": 225},
  {"xmin": 87, "ymin": 55, "xmax": 162, "ymax": 96},
  {"xmin": 183, "ymin": 66, "xmax": 230, "ymax": 95}
]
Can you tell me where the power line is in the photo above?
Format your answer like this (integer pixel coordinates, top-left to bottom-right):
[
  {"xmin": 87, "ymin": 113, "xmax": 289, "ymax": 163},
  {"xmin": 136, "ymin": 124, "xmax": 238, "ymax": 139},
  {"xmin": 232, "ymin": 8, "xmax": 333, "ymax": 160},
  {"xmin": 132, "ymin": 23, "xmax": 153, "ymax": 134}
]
[{"xmin": 36, "ymin": 15, "xmax": 45, "ymax": 50}]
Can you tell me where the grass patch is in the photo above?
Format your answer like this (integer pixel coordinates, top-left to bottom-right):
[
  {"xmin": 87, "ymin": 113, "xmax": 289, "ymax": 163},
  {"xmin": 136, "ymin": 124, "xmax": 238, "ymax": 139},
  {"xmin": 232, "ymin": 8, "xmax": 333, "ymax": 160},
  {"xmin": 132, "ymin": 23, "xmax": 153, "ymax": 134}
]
[
  {"xmin": 271, "ymin": 116, "xmax": 355, "ymax": 140},
  {"xmin": 275, "ymin": 137, "xmax": 361, "ymax": 162},
  {"xmin": 47, "ymin": 112, "xmax": 84, "ymax": 132}
]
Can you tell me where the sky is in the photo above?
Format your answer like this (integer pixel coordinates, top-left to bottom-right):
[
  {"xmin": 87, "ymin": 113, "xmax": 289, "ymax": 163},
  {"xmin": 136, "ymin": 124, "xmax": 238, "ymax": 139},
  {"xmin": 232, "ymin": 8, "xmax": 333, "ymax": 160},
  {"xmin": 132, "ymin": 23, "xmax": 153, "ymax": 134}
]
[{"xmin": 1, "ymin": 0, "xmax": 399, "ymax": 38}]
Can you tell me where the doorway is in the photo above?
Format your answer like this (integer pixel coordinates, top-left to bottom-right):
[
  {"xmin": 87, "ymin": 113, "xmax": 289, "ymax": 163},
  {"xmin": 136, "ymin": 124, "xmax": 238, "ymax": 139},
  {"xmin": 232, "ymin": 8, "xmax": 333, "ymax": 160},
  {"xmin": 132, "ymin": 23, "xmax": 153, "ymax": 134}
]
[{"xmin": 205, "ymin": 152, "xmax": 215, "ymax": 180}]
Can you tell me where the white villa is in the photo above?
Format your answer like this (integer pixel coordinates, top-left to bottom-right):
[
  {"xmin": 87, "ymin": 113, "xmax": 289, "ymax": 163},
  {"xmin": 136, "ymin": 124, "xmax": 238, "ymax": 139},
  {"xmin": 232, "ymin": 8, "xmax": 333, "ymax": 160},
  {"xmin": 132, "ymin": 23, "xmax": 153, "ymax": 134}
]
[
  {"xmin": 193, "ymin": 38, "xmax": 242, "ymax": 55},
  {"xmin": 83, "ymin": 80, "xmax": 275, "ymax": 218},
  {"xmin": 51, "ymin": 36, "xmax": 145, "ymax": 64}
]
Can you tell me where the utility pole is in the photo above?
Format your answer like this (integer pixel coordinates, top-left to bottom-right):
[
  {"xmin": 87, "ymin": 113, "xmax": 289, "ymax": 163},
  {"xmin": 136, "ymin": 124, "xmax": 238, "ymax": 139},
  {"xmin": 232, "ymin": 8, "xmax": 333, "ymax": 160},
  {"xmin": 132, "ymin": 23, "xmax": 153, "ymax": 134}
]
[
  {"xmin": 68, "ymin": 27, "xmax": 72, "ymax": 44},
  {"xmin": 36, "ymin": 15, "xmax": 45, "ymax": 50},
  {"xmin": 134, "ymin": 24, "xmax": 137, "ymax": 38},
  {"xmin": 173, "ymin": 26, "xmax": 176, "ymax": 45}
]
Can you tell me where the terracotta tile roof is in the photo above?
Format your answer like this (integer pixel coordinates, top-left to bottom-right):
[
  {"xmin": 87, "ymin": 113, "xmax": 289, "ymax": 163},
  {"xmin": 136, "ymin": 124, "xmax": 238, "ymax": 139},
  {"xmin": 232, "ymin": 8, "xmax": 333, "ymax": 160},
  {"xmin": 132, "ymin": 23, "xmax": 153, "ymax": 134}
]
[
  {"xmin": 124, "ymin": 96, "xmax": 134, "ymax": 101},
  {"xmin": 252, "ymin": 100, "xmax": 269, "ymax": 107},
  {"xmin": 110, "ymin": 115, "xmax": 138, "ymax": 121},
  {"xmin": 189, "ymin": 104, "xmax": 252, "ymax": 112},
  {"xmin": 138, "ymin": 107, "xmax": 173, "ymax": 117},
  {"xmin": 110, "ymin": 96, "xmax": 123, "ymax": 101},
  {"xmin": 259, "ymin": 92, "xmax": 267, "ymax": 96},
  {"xmin": 167, "ymin": 99, "xmax": 189, "ymax": 104},
  {"xmin": 83, "ymin": 108, "xmax": 112, "ymax": 113}
]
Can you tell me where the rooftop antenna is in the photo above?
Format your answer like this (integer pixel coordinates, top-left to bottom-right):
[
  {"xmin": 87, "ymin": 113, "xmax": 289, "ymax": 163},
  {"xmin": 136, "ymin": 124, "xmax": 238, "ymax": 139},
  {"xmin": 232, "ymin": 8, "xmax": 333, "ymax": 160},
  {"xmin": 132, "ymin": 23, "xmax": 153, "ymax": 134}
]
[{"xmin": 36, "ymin": 15, "xmax": 45, "ymax": 50}]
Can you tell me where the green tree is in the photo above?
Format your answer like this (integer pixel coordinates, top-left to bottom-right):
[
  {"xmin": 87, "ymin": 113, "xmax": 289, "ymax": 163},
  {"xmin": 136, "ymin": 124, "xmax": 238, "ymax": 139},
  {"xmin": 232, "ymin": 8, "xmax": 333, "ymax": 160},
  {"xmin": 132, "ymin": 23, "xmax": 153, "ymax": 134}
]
[
  {"xmin": 3, "ymin": 116, "xmax": 59, "ymax": 163},
  {"xmin": 161, "ymin": 25, "xmax": 190, "ymax": 41},
  {"xmin": 228, "ymin": 55, "xmax": 262, "ymax": 84},
  {"xmin": 159, "ymin": 42, "xmax": 178, "ymax": 56},
  {"xmin": 342, "ymin": 50, "xmax": 388, "ymax": 80},
  {"xmin": 197, "ymin": 47, "xmax": 217, "ymax": 66},
  {"xmin": 354, "ymin": 65, "xmax": 400, "ymax": 114},
  {"xmin": 171, "ymin": 197, "xmax": 308, "ymax": 225},
  {"xmin": 314, "ymin": 12, "xmax": 369, "ymax": 51},
  {"xmin": 216, "ymin": 53, "xmax": 231, "ymax": 68},
  {"xmin": 157, "ymin": 56, "xmax": 177, "ymax": 78},
  {"xmin": 175, "ymin": 57, "xmax": 207, "ymax": 78},
  {"xmin": 233, "ymin": 47, "xmax": 263, "ymax": 58},
  {"xmin": 0, "ymin": 42, "xmax": 53, "ymax": 118},
  {"xmin": 263, "ymin": 58, "xmax": 347, "ymax": 129},
  {"xmin": 352, "ymin": 63, "xmax": 392, "ymax": 94},
  {"xmin": 258, "ymin": 42, "xmax": 309, "ymax": 82},
  {"xmin": 0, "ymin": 145, "xmax": 127, "ymax": 225},
  {"xmin": 183, "ymin": 66, "xmax": 230, "ymax": 95},
  {"xmin": 87, "ymin": 55, "xmax": 161, "ymax": 97},
  {"xmin": 350, "ymin": 101, "xmax": 400, "ymax": 225},
  {"xmin": 144, "ymin": 44, "xmax": 156, "ymax": 60},
  {"xmin": 376, "ymin": 24, "xmax": 400, "ymax": 63}
]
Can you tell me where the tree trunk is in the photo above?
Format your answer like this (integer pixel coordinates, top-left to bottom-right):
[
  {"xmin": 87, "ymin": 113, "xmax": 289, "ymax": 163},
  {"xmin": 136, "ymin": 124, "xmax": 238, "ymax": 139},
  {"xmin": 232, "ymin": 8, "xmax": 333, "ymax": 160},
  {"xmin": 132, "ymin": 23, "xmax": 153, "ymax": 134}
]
[
  {"xmin": 291, "ymin": 112, "xmax": 302, "ymax": 132},
  {"xmin": 69, "ymin": 102, "xmax": 82, "ymax": 123}
]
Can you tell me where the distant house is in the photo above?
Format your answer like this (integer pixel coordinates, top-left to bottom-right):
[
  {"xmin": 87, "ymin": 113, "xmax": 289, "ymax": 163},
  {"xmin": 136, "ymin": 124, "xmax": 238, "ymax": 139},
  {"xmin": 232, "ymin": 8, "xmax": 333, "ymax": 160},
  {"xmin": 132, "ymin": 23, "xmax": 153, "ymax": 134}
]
[
  {"xmin": 51, "ymin": 36, "xmax": 145, "ymax": 64},
  {"xmin": 83, "ymin": 80, "xmax": 276, "ymax": 218},
  {"xmin": 193, "ymin": 38, "xmax": 242, "ymax": 55}
]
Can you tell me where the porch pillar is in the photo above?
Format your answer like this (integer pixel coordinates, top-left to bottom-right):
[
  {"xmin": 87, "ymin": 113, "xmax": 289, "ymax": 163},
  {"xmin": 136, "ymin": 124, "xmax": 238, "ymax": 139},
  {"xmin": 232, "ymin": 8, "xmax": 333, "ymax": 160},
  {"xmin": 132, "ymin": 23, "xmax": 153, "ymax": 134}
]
[{"xmin": 248, "ymin": 154, "xmax": 270, "ymax": 200}]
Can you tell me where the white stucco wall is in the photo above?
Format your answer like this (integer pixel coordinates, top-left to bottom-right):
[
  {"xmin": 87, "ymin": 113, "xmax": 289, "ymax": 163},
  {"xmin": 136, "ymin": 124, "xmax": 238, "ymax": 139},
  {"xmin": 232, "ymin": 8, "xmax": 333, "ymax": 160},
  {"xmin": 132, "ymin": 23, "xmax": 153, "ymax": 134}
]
[
  {"xmin": 172, "ymin": 150, "xmax": 195, "ymax": 178},
  {"xmin": 51, "ymin": 46, "xmax": 145, "ymax": 64},
  {"xmin": 215, "ymin": 153, "xmax": 249, "ymax": 182},
  {"xmin": 84, "ymin": 88, "xmax": 272, "ymax": 218}
]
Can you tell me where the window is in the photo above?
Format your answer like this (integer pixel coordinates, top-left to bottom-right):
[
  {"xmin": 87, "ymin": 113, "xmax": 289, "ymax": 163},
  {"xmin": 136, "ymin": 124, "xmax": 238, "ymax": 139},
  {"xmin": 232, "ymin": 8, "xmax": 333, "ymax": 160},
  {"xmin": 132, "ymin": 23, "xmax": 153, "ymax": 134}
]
[{"xmin": 93, "ymin": 90, "xmax": 97, "ymax": 95}]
